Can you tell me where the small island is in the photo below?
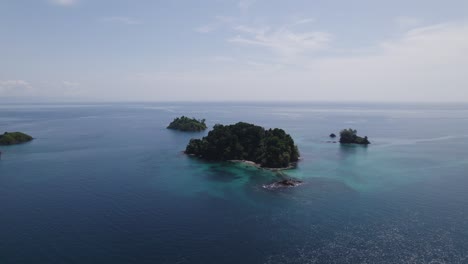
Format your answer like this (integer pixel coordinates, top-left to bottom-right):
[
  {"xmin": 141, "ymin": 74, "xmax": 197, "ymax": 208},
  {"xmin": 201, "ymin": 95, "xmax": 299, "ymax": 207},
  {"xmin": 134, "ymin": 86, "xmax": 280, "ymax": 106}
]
[
  {"xmin": 185, "ymin": 122, "xmax": 300, "ymax": 169},
  {"xmin": 339, "ymin": 128, "xmax": 370, "ymax": 145},
  {"xmin": 167, "ymin": 116, "xmax": 207, "ymax": 132},
  {"xmin": 329, "ymin": 133, "xmax": 336, "ymax": 138},
  {"xmin": 0, "ymin": 132, "xmax": 33, "ymax": 145}
]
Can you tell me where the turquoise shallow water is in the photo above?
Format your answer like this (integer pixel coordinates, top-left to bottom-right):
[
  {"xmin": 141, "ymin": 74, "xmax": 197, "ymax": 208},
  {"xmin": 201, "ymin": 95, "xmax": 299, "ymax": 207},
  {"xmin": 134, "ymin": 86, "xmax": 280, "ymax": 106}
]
[{"xmin": 1, "ymin": 102, "xmax": 468, "ymax": 263}]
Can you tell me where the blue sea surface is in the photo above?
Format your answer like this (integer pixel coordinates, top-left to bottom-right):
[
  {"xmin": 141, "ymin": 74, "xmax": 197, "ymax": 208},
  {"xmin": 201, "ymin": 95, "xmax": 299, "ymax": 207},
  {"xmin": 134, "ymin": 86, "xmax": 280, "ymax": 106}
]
[{"xmin": 1, "ymin": 102, "xmax": 468, "ymax": 263}]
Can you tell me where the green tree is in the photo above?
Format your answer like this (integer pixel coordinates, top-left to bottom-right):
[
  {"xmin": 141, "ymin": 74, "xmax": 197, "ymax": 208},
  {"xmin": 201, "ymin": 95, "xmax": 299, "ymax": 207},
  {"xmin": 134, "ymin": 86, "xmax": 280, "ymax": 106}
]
[
  {"xmin": 185, "ymin": 122, "xmax": 300, "ymax": 168},
  {"xmin": 0, "ymin": 132, "xmax": 33, "ymax": 145},
  {"xmin": 167, "ymin": 116, "xmax": 207, "ymax": 132},
  {"xmin": 339, "ymin": 128, "xmax": 370, "ymax": 144}
]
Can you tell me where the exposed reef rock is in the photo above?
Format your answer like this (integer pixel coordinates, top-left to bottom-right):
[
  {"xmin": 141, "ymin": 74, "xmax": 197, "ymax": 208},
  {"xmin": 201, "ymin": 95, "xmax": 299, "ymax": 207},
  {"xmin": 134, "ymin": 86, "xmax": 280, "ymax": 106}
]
[{"xmin": 263, "ymin": 178, "xmax": 303, "ymax": 189}]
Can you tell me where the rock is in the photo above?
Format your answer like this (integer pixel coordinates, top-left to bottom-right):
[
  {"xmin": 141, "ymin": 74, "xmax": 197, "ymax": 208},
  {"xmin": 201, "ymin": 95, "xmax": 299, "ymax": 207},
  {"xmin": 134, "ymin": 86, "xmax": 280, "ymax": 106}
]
[
  {"xmin": 263, "ymin": 178, "xmax": 303, "ymax": 189},
  {"xmin": 278, "ymin": 179, "xmax": 301, "ymax": 186},
  {"xmin": 329, "ymin": 133, "xmax": 336, "ymax": 138}
]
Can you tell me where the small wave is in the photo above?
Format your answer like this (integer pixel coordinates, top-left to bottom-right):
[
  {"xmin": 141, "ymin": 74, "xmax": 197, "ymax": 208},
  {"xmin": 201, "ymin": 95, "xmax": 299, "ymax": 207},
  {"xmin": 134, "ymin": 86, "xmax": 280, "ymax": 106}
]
[{"xmin": 376, "ymin": 134, "xmax": 468, "ymax": 148}]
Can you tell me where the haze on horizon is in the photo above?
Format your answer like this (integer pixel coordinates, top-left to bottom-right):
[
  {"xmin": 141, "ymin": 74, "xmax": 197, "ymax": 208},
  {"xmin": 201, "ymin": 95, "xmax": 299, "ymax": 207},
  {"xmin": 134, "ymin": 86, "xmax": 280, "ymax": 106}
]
[{"xmin": 1, "ymin": 0, "xmax": 468, "ymax": 102}]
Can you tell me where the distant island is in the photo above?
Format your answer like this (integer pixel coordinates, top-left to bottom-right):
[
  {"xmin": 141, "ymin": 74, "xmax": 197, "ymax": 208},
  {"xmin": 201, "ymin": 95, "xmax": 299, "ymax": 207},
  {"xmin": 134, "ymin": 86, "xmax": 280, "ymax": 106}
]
[
  {"xmin": 167, "ymin": 116, "xmax": 207, "ymax": 132},
  {"xmin": 185, "ymin": 122, "xmax": 300, "ymax": 169},
  {"xmin": 0, "ymin": 132, "xmax": 33, "ymax": 145},
  {"xmin": 339, "ymin": 129, "xmax": 370, "ymax": 144}
]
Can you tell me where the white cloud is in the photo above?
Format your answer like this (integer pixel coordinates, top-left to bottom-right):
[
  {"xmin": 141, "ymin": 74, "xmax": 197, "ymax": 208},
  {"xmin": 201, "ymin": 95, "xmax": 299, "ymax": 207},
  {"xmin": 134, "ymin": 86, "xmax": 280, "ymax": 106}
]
[
  {"xmin": 0, "ymin": 80, "xmax": 32, "ymax": 88},
  {"xmin": 238, "ymin": 0, "xmax": 256, "ymax": 12},
  {"xmin": 292, "ymin": 18, "xmax": 315, "ymax": 26},
  {"xmin": 395, "ymin": 16, "xmax": 423, "ymax": 29},
  {"xmin": 297, "ymin": 22, "xmax": 468, "ymax": 101},
  {"xmin": 195, "ymin": 24, "xmax": 218, "ymax": 33},
  {"xmin": 129, "ymin": 22, "xmax": 468, "ymax": 102},
  {"xmin": 229, "ymin": 24, "xmax": 332, "ymax": 58},
  {"xmin": 101, "ymin": 17, "xmax": 142, "ymax": 25},
  {"xmin": 59, "ymin": 81, "xmax": 81, "ymax": 96},
  {"xmin": 195, "ymin": 16, "xmax": 236, "ymax": 34},
  {"xmin": 0, "ymin": 80, "xmax": 33, "ymax": 95},
  {"xmin": 0, "ymin": 80, "xmax": 85, "ymax": 98},
  {"xmin": 62, "ymin": 81, "xmax": 80, "ymax": 87},
  {"xmin": 49, "ymin": 0, "xmax": 77, "ymax": 6},
  {"xmin": 211, "ymin": 56, "xmax": 237, "ymax": 62}
]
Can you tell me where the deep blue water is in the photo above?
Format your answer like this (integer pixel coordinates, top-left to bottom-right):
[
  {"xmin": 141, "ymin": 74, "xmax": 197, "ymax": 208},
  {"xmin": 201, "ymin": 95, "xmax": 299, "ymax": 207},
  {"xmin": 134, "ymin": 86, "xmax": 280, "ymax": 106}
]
[{"xmin": 1, "ymin": 102, "xmax": 468, "ymax": 263}]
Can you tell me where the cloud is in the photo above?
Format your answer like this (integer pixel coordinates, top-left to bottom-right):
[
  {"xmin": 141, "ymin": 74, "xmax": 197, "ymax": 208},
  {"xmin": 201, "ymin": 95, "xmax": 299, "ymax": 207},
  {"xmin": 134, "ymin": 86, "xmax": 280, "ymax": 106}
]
[
  {"xmin": 62, "ymin": 81, "xmax": 80, "ymax": 87},
  {"xmin": 58, "ymin": 81, "xmax": 81, "ymax": 96},
  {"xmin": 0, "ymin": 80, "xmax": 32, "ymax": 89},
  {"xmin": 211, "ymin": 56, "xmax": 237, "ymax": 62},
  {"xmin": 0, "ymin": 80, "xmax": 33, "ymax": 95},
  {"xmin": 395, "ymin": 16, "xmax": 423, "ymax": 29},
  {"xmin": 101, "ymin": 16, "xmax": 142, "ymax": 25},
  {"xmin": 229, "ymin": 24, "xmax": 332, "ymax": 58},
  {"xmin": 130, "ymin": 22, "xmax": 468, "ymax": 102},
  {"xmin": 238, "ymin": 0, "xmax": 257, "ymax": 12},
  {"xmin": 195, "ymin": 24, "xmax": 218, "ymax": 33},
  {"xmin": 195, "ymin": 16, "xmax": 236, "ymax": 34},
  {"xmin": 291, "ymin": 18, "xmax": 315, "ymax": 26},
  {"xmin": 49, "ymin": 0, "xmax": 77, "ymax": 6},
  {"xmin": 298, "ymin": 22, "xmax": 468, "ymax": 101},
  {"xmin": 0, "ymin": 80, "xmax": 84, "ymax": 98}
]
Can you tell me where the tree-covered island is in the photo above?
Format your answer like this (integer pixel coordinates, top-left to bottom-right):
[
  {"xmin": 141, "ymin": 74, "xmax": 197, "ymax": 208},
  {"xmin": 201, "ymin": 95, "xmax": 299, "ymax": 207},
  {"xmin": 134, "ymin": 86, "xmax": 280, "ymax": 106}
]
[
  {"xmin": 339, "ymin": 129, "xmax": 370, "ymax": 144},
  {"xmin": 185, "ymin": 122, "xmax": 300, "ymax": 169},
  {"xmin": 0, "ymin": 132, "xmax": 33, "ymax": 145},
  {"xmin": 167, "ymin": 116, "xmax": 207, "ymax": 132}
]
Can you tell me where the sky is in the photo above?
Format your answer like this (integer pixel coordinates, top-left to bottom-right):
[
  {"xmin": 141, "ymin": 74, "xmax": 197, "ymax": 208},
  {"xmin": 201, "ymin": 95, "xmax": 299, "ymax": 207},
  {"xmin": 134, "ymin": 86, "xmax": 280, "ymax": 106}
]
[{"xmin": 1, "ymin": 0, "xmax": 468, "ymax": 102}]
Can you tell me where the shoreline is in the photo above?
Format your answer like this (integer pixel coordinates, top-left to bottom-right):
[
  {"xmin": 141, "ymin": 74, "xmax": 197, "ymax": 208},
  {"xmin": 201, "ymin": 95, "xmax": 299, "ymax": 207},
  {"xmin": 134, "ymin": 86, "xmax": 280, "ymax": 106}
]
[
  {"xmin": 185, "ymin": 152, "xmax": 299, "ymax": 170},
  {"xmin": 228, "ymin": 159, "xmax": 298, "ymax": 171}
]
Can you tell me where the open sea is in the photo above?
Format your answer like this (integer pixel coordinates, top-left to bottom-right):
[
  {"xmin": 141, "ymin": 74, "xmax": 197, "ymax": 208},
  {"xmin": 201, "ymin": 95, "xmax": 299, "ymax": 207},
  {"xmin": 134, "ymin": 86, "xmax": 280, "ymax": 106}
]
[{"xmin": 1, "ymin": 102, "xmax": 468, "ymax": 264}]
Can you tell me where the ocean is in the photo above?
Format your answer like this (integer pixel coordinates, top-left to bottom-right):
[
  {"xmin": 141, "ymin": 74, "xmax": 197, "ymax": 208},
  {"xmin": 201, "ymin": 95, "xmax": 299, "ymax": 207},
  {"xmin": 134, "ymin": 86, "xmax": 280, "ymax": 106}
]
[{"xmin": 1, "ymin": 102, "xmax": 467, "ymax": 263}]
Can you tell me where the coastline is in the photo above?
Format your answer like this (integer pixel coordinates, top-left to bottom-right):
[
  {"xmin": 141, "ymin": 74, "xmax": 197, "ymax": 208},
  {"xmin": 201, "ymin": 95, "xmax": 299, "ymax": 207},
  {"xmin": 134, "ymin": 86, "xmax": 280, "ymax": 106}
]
[
  {"xmin": 228, "ymin": 159, "xmax": 298, "ymax": 171},
  {"xmin": 185, "ymin": 152, "xmax": 299, "ymax": 170}
]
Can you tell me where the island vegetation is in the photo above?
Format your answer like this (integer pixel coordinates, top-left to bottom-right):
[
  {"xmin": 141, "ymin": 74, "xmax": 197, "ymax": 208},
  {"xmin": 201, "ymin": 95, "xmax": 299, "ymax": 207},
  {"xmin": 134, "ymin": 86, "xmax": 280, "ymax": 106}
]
[
  {"xmin": 167, "ymin": 116, "xmax": 207, "ymax": 132},
  {"xmin": 339, "ymin": 129, "xmax": 370, "ymax": 144},
  {"xmin": 0, "ymin": 132, "xmax": 33, "ymax": 145},
  {"xmin": 185, "ymin": 122, "xmax": 299, "ymax": 168}
]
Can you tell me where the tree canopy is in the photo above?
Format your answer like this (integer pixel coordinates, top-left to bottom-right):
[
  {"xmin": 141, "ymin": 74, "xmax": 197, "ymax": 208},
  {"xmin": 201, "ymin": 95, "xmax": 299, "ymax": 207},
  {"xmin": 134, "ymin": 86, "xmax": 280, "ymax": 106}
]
[
  {"xmin": 167, "ymin": 116, "xmax": 207, "ymax": 132},
  {"xmin": 339, "ymin": 129, "xmax": 370, "ymax": 144},
  {"xmin": 0, "ymin": 132, "xmax": 33, "ymax": 145},
  {"xmin": 185, "ymin": 122, "xmax": 299, "ymax": 168}
]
